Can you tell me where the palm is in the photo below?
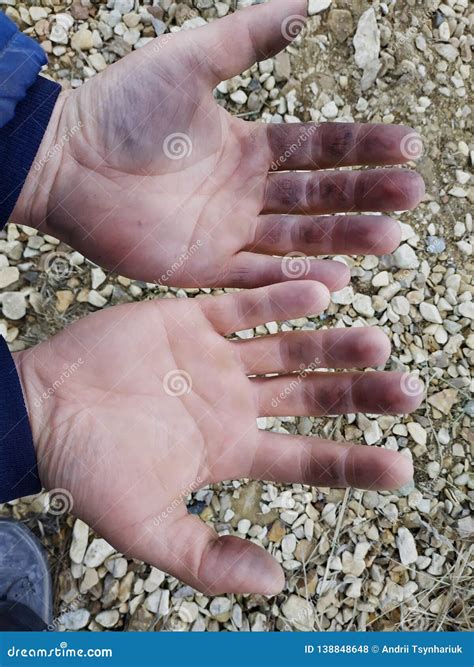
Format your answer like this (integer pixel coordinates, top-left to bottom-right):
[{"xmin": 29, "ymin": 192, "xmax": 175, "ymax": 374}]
[
  {"xmin": 54, "ymin": 71, "xmax": 263, "ymax": 286},
  {"xmin": 18, "ymin": 283, "xmax": 423, "ymax": 594},
  {"xmin": 27, "ymin": 0, "xmax": 424, "ymax": 289}
]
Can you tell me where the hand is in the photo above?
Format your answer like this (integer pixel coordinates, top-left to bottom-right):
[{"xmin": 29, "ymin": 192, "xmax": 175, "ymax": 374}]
[
  {"xmin": 16, "ymin": 282, "xmax": 424, "ymax": 595},
  {"xmin": 15, "ymin": 0, "xmax": 424, "ymax": 290}
]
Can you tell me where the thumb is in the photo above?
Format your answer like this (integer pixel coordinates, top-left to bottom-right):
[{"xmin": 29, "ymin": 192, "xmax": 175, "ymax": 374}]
[
  {"xmin": 159, "ymin": 515, "xmax": 285, "ymax": 596},
  {"xmin": 183, "ymin": 0, "xmax": 308, "ymax": 84}
]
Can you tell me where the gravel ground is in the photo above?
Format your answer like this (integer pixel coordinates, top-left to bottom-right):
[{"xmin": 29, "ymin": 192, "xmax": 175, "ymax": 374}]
[{"xmin": 0, "ymin": 0, "xmax": 472, "ymax": 632}]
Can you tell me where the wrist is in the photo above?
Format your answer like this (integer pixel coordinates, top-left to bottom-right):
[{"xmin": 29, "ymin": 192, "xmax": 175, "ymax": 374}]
[
  {"xmin": 12, "ymin": 349, "xmax": 50, "ymax": 489},
  {"xmin": 10, "ymin": 89, "xmax": 70, "ymax": 232}
]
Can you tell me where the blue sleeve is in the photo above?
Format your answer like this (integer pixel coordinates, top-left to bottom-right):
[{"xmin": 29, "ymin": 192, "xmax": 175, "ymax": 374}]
[
  {"xmin": 0, "ymin": 11, "xmax": 61, "ymax": 228},
  {"xmin": 0, "ymin": 337, "xmax": 40, "ymax": 502},
  {"xmin": 0, "ymin": 12, "xmax": 57, "ymax": 501}
]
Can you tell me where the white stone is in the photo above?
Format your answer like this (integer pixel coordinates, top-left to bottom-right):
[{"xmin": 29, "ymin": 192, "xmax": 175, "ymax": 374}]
[
  {"xmin": 321, "ymin": 101, "xmax": 338, "ymax": 119},
  {"xmin": 209, "ymin": 597, "xmax": 232, "ymax": 621},
  {"xmin": 332, "ymin": 286, "xmax": 354, "ymax": 305},
  {"xmin": 353, "ymin": 293, "xmax": 374, "ymax": 318},
  {"xmin": 373, "ymin": 271, "xmax": 390, "ymax": 287},
  {"xmin": 434, "ymin": 43, "xmax": 458, "ymax": 63},
  {"xmin": 457, "ymin": 516, "xmax": 474, "ymax": 538},
  {"xmin": 364, "ymin": 420, "xmax": 382, "ymax": 445},
  {"xmin": 0, "ymin": 267, "xmax": 19, "ymax": 289},
  {"xmin": 29, "ymin": 7, "xmax": 48, "ymax": 21},
  {"xmin": 396, "ymin": 526, "xmax": 418, "ymax": 565},
  {"xmin": 50, "ymin": 24, "xmax": 69, "ymax": 45},
  {"xmin": 342, "ymin": 551, "xmax": 366, "ymax": 576},
  {"xmin": 308, "ymin": 0, "xmax": 332, "ymax": 16},
  {"xmin": 87, "ymin": 290, "xmax": 107, "ymax": 308},
  {"xmin": 308, "ymin": 0, "xmax": 332, "ymax": 15},
  {"xmin": 105, "ymin": 556, "xmax": 128, "ymax": 578},
  {"xmin": 392, "ymin": 295, "xmax": 410, "ymax": 316},
  {"xmin": 420, "ymin": 302, "xmax": 442, "ymax": 324},
  {"xmin": 282, "ymin": 595, "xmax": 314, "ymax": 631},
  {"xmin": 1, "ymin": 292, "xmax": 26, "ymax": 320},
  {"xmin": 91, "ymin": 267, "xmax": 106, "ymax": 289},
  {"xmin": 83, "ymin": 538, "xmax": 115, "ymax": 568},
  {"xmin": 230, "ymin": 90, "xmax": 247, "ymax": 105},
  {"xmin": 353, "ymin": 9, "xmax": 380, "ymax": 89},
  {"xmin": 89, "ymin": 53, "xmax": 107, "ymax": 72},
  {"xmin": 145, "ymin": 589, "xmax": 169, "ymax": 616},
  {"xmin": 114, "ymin": 0, "xmax": 134, "ymax": 14},
  {"xmin": 123, "ymin": 28, "xmax": 140, "ymax": 45},
  {"xmin": 62, "ymin": 609, "xmax": 90, "ymax": 630},
  {"xmin": 70, "ymin": 519, "xmax": 89, "ymax": 564},
  {"xmin": 427, "ymin": 554, "xmax": 445, "ymax": 576},
  {"xmin": 428, "ymin": 389, "xmax": 457, "ymax": 415},
  {"xmin": 178, "ymin": 601, "xmax": 199, "ymax": 623},
  {"xmin": 282, "ymin": 534, "xmax": 297, "ymax": 555},
  {"xmin": 392, "ymin": 244, "xmax": 419, "ymax": 269},
  {"xmin": 346, "ymin": 578, "xmax": 362, "ymax": 598},
  {"xmin": 237, "ymin": 519, "xmax": 251, "ymax": 535},
  {"xmin": 407, "ymin": 422, "xmax": 427, "ymax": 447},
  {"xmin": 458, "ymin": 302, "xmax": 474, "ymax": 319},
  {"xmin": 95, "ymin": 609, "xmax": 119, "ymax": 628},
  {"xmin": 456, "ymin": 170, "xmax": 471, "ymax": 185},
  {"xmin": 144, "ymin": 567, "xmax": 165, "ymax": 592},
  {"xmin": 71, "ymin": 28, "xmax": 93, "ymax": 51}
]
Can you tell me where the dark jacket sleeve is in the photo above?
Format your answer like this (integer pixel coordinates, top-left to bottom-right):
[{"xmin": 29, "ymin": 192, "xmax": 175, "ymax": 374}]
[
  {"xmin": 0, "ymin": 12, "xmax": 61, "ymax": 501},
  {"xmin": 0, "ymin": 11, "xmax": 61, "ymax": 228},
  {"xmin": 0, "ymin": 337, "xmax": 40, "ymax": 502}
]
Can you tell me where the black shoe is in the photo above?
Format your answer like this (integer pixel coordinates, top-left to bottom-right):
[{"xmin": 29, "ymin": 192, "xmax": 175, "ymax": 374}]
[{"xmin": 0, "ymin": 518, "xmax": 53, "ymax": 630}]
